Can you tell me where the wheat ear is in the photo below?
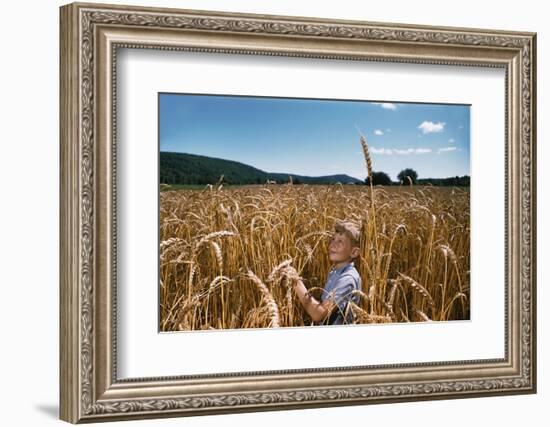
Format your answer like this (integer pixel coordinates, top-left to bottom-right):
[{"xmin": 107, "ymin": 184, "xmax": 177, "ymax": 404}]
[{"xmin": 245, "ymin": 271, "xmax": 280, "ymax": 328}]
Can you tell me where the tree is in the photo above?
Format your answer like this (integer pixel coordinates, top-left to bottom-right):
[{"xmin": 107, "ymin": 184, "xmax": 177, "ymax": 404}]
[
  {"xmin": 397, "ymin": 168, "xmax": 418, "ymax": 185},
  {"xmin": 365, "ymin": 171, "xmax": 392, "ymax": 186}
]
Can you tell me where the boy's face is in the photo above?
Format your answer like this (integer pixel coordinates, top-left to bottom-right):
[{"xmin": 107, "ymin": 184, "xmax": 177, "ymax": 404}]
[{"xmin": 328, "ymin": 232, "xmax": 360, "ymax": 264}]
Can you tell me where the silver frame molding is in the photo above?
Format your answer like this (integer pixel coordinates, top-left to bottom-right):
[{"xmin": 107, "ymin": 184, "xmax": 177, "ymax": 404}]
[{"xmin": 60, "ymin": 2, "xmax": 537, "ymax": 423}]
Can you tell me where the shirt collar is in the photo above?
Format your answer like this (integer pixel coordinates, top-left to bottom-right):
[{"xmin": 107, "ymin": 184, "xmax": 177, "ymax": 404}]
[{"xmin": 331, "ymin": 261, "xmax": 353, "ymax": 274}]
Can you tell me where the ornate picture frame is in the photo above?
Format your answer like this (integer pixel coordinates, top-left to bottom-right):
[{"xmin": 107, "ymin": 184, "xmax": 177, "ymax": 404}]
[{"xmin": 60, "ymin": 2, "xmax": 536, "ymax": 423}]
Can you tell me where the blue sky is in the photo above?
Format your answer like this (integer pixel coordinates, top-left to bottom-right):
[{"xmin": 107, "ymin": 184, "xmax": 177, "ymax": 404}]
[{"xmin": 159, "ymin": 93, "xmax": 470, "ymax": 181}]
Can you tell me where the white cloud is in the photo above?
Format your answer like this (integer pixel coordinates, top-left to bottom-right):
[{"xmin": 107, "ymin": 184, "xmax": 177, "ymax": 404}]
[
  {"xmin": 374, "ymin": 129, "xmax": 384, "ymax": 136},
  {"xmin": 373, "ymin": 102, "xmax": 397, "ymax": 110},
  {"xmin": 438, "ymin": 146, "xmax": 457, "ymax": 154},
  {"xmin": 415, "ymin": 148, "xmax": 432, "ymax": 154},
  {"xmin": 418, "ymin": 121, "xmax": 446, "ymax": 134},
  {"xmin": 371, "ymin": 147, "xmax": 432, "ymax": 155},
  {"xmin": 371, "ymin": 147, "xmax": 393, "ymax": 155}
]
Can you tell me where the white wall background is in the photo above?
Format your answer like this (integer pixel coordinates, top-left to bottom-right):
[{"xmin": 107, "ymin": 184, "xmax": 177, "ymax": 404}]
[{"xmin": 0, "ymin": 0, "xmax": 545, "ymax": 425}]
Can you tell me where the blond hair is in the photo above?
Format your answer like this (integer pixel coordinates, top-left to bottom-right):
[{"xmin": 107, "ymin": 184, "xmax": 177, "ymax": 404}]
[{"xmin": 334, "ymin": 220, "xmax": 361, "ymax": 248}]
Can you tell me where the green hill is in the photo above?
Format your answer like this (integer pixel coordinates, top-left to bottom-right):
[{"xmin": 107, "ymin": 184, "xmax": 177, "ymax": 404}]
[{"xmin": 159, "ymin": 152, "xmax": 362, "ymax": 185}]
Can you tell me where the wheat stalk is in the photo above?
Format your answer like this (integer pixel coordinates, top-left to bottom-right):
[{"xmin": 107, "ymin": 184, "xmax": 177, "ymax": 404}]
[
  {"xmin": 350, "ymin": 302, "xmax": 391, "ymax": 323},
  {"xmin": 267, "ymin": 258, "xmax": 293, "ymax": 282},
  {"xmin": 210, "ymin": 241, "xmax": 223, "ymax": 272},
  {"xmin": 359, "ymin": 134, "xmax": 373, "ymax": 181},
  {"xmin": 415, "ymin": 309, "xmax": 432, "ymax": 322},
  {"xmin": 245, "ymin": 271, "xmax": 280, "ymax": 328},
  {"xmin": 196, "ymin": 230, "xmax": 236, "ymax": 250},
  {"xmin": 398, "ymin": 273, "xmax": 435, "ymax": 307}
]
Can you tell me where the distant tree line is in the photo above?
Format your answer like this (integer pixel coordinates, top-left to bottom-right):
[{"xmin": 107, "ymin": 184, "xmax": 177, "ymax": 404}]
[
  {"xmin": 160, "ymin": 152, "xmax": 362, "ymax": 185},
  {"xmin": 160, "ymin": 152, "xmax": 268, "ymax": 185},
  {"xmin": 417, "ymin": 176, "xmax": 470, "ymax": 186},
  {"xmin": 365, "ymin": 168, "xmax": 470, "ymax": 186},
  {"xmin": 160, "ymin": 152, "xmax": 470, "ymax": 187}
]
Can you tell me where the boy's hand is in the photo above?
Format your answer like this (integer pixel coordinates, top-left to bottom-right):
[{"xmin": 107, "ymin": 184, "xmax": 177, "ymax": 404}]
[{"xmin": 281, "ymin": 265, "xmax": 301, "ymax": 286}]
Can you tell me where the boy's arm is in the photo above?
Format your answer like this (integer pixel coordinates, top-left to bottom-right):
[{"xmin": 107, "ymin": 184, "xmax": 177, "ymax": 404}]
[{"xmin": 293, "ymin": 278, "xmax": 335, "ymax": 323}]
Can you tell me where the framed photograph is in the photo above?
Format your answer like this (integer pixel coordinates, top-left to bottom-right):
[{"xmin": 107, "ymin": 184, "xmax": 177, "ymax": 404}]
[
  {"xmin": 158, "ymin": 94, "xmax": 473, "ymax": 332},
  {"xmin": 60, "ymin": 2, "xmax": 537, "ymax": 423}
]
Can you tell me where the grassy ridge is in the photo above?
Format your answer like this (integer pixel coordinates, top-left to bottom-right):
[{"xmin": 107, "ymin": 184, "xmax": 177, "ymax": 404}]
[{"xmin": 160, "ymin": 151, "xmax": 363, "ymax": 185}]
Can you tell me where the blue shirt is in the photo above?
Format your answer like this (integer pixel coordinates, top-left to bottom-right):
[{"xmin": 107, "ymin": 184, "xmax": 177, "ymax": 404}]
[{"xmin": 320, "ymin": 262, "xmax": 362, "ymax": 325}]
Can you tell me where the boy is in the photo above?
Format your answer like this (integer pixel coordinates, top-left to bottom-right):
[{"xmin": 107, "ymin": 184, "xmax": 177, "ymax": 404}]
[{"xmin": 292, "ymin": 220, "xmax": 362, "ymax": 325}]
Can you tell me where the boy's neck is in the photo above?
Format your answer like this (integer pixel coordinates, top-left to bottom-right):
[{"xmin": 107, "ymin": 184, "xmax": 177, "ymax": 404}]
[{"xmin": 333, "ymin": 259, "xmax": 353, "ymax": 270}]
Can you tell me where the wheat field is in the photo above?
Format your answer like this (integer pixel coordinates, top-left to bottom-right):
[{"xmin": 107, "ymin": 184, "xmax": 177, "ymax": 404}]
[{"xmin": 159, "ymin": 180, "xmax": 470, "ymax": 331}]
